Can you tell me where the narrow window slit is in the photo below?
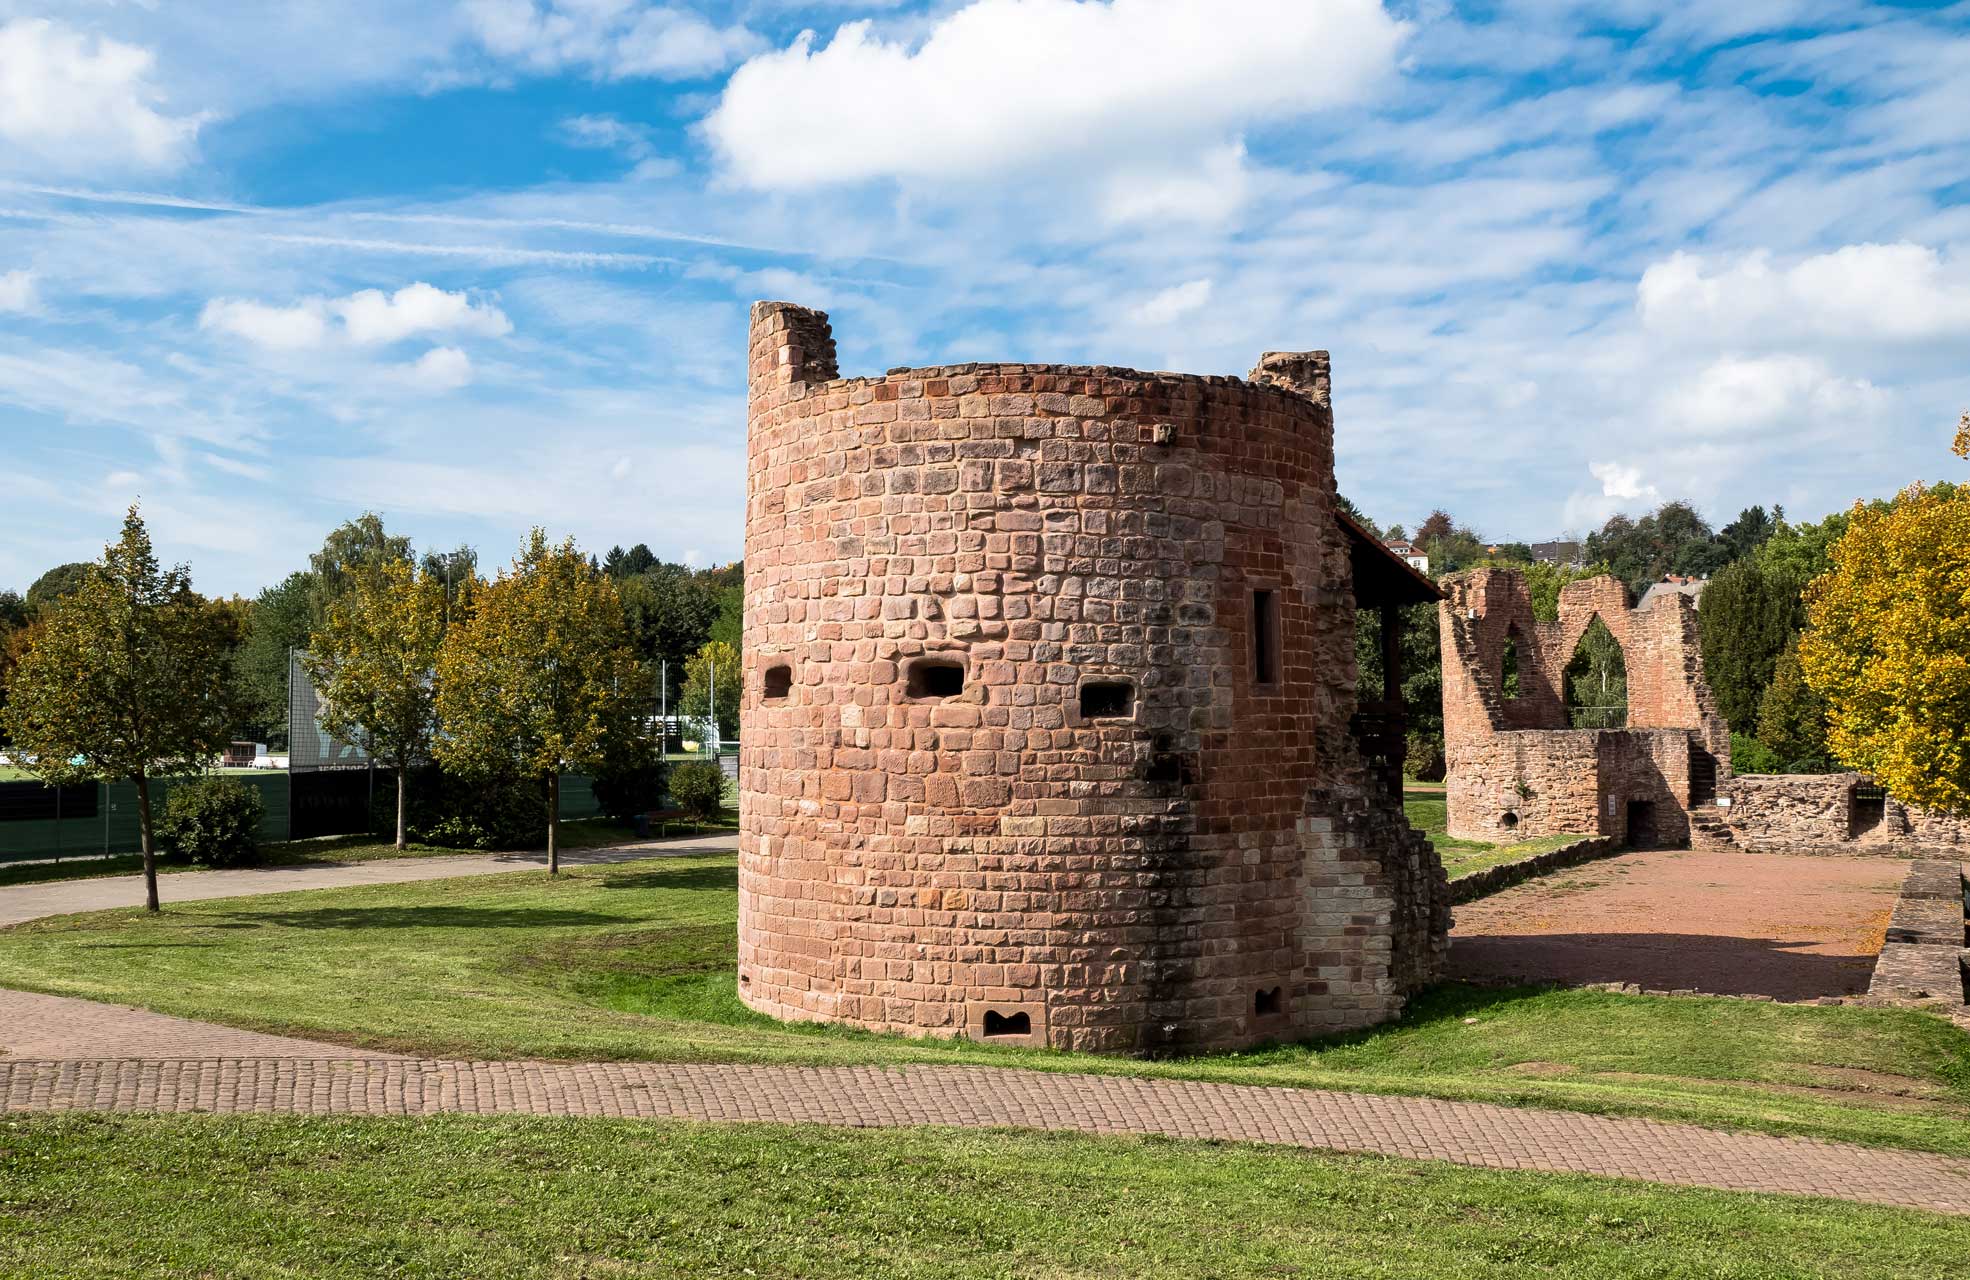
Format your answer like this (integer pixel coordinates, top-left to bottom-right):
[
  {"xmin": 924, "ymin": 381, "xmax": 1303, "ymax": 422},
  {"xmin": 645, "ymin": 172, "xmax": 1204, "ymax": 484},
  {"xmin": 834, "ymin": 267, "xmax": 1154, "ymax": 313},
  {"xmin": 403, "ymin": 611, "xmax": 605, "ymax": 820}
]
[{"xmin": 1252, "ymin": 589, "xmax": 1278, "ymax": 685}]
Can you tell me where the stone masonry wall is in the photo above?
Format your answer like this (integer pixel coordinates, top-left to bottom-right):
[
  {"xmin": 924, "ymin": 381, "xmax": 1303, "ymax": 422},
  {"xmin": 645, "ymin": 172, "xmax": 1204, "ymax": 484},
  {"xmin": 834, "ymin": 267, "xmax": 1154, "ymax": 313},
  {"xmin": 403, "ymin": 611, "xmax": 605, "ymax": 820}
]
[
  {"xmin": 738, "ymin": 302, "xmax": 1448, "ymax": 1056},
  {"xmin": 1439, "ymin": 569, "xmax": 1726, "ymax": 845},
  {"xmin": 1722, "ymin": 773, "xmax": 1970, "ymax": 856}
]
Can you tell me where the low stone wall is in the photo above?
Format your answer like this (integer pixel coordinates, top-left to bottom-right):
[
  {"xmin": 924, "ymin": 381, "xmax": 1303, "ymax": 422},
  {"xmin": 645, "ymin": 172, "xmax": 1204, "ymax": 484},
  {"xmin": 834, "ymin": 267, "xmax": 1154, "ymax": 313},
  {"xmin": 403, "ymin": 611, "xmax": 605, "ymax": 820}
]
[
  {"xmin": 1868, "ymin": 860, "xmax": 1968, "ymax": 1011},
  {"xmin": 1722, "ymin": 774, "xmax": 1970, "ymax": 856},
  {"xmin": 1448, "ymin": 836, "xmax": 1622, "ymax": 905}
]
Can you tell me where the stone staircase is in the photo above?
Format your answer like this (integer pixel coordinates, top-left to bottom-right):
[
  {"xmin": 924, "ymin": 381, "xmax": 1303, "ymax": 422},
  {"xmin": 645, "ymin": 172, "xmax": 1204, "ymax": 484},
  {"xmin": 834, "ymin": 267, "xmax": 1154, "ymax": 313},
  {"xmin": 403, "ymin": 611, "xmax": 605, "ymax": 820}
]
[{"xmin": 1687, "ymin": 803, "xmax": 1738, "ymax": 851}]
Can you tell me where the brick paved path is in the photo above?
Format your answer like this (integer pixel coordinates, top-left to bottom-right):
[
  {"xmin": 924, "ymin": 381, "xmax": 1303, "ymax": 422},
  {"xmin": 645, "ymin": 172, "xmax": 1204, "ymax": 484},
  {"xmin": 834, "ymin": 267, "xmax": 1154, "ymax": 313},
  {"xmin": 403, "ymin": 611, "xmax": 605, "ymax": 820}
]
[
  {"xmin": 5, "ymin": 1054, "xmax": 1968, "ymax": 1213},
  {"xmin": 0, "ymin": 832, "xmax": 739, "ymax": 928},
  {"xmin": 3, "ymin": 989, "xmax": 1968, "ymax": 1215}
]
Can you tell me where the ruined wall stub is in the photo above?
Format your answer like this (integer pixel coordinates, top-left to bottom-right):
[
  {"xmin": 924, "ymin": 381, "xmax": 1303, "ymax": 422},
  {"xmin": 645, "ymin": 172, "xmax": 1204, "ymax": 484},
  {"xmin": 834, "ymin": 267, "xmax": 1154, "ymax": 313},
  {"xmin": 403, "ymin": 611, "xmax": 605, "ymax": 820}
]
[
  {"xmin": 1439, "ymin": 568, "xmax": 1730, "ymax": 846},
  {"xmin": 739, "ymin": 301, "xmax": 1448, "ymax": 1056}
]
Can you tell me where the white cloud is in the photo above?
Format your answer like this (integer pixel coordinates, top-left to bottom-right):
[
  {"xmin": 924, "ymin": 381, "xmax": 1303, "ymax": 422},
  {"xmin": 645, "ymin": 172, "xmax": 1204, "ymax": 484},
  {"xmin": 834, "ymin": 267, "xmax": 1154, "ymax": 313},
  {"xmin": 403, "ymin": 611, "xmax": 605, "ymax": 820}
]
[
  {"xmin": 1133, "ymin": 278, "xmax": 1213, "ymax": 326},
  {"xmin": 403, "ymin": 346, "xmax": 474, "ymax": 391},
  {"xmin": 704, "ymin": 0, "xmax": 1406, "ymax": 201},
  {"xmin": 610, "ymin": 455, "xmax": 632, "ymax": 479},
  {"xmin": 0, "ymin": 269, "xmax": 37, "ymax": 312},
  {"xmin": 0, "ymin": 19, "xmax": 204, "ymax": 173},
  {"xmin": 199, "ymin": 297, "xmax": 331, "ymax": 350},
  {"xmin": 1591, "ymin": 461, "xmax": 1660, "ymax": 504},
  {"xmin": 200, "ymin": 283, "xmax": 510, "ymax": 350},
  {"xmin": 464, "ymin": 1, "xmax": 759, "ymax": 80},
  {"xmin": 1659, "ymin": 353, "xmax": 1887, "ymax": 434},
  {"xmin": 336, "ymin": 282, "xmax": 512, "ymax": 345},
  {"xmin": 1562, "ymin": 461, "xmax": 1663, "ymax": 530},
  {"xmin": 1637, "ymin": 242, "xmax": 1970, "ymax": 345},
  {"xmin": 558, "ymin": 113, "xmax": 655, "ymax": 157}
]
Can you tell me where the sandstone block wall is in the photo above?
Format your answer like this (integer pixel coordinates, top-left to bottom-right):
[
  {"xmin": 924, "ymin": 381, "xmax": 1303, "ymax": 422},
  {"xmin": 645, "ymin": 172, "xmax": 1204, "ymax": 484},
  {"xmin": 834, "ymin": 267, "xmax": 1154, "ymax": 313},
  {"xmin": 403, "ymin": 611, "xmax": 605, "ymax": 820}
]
[
  {"xmin": 738, "ymin": 302, "xmax": 1448, "ymax": 1056},
  {"xmin": 1439, "ymin": 569, "xmax": 1727, "ymax": 846},
  {"xmin": 1722, "ymin": 773, "xmax": 1970, "ymax": 856}
]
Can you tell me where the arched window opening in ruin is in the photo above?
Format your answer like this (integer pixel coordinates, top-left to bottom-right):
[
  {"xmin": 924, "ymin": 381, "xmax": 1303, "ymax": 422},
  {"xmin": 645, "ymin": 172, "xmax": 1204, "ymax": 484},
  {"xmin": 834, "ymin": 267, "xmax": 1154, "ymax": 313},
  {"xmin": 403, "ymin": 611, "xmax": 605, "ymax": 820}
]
[
  {"xmin": 1080, "ymin": 681, "xmax": 1135, "ymax": 719},
  {"xmin": 1565, "ymin": 616, "xmax": 1628, "ymax": 729},
  {"xmin": 1254, "ymin": 987, "xmax": 1284, "ymax": 1017},
  {"xmin": 1500, "ymin": 626, "xmax": 1523, "ymax": 700},
  {"xmin": 982, "ymin": 1010, "xmax": 1031, "ymax": 1037},
  {"xmin": 906, "ymin": 658, "xmax": 965, "ymax": 699},
  {"xmin": 762, "ymin": 665, "xmax": 792, "ymax": 699}
]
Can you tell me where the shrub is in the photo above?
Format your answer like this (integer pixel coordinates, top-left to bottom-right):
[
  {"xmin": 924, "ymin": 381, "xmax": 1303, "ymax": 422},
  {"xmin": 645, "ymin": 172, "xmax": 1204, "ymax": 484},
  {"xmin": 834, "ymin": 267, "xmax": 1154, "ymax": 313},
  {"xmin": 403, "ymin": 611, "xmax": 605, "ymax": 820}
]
[
  {"xmin": 157, "ymin": 776, "xmax": 263, "ymax": 868},
  {"xmin": 374, "ymin": 764, "xmax": 543, "ymax": 851},
  {"xmin": 669, "ymin": 760, "xmax": 726, "ymax": 823},
  {"xmin": 1731, "ymin": 732, "xmax": 1781, "ymax": 775},
  {"xmin": 591, "ymin": 759, "xmax": 667, "ymax": 822}
]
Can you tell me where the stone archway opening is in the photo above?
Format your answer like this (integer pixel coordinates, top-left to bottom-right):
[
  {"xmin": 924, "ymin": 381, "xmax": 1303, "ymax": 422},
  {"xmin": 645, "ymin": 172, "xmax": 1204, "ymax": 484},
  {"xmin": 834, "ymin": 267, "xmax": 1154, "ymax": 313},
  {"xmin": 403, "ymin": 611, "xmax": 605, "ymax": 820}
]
[{"xmin": 1565, "ymin": 616, "xmax": 1627, "ymax": 729}]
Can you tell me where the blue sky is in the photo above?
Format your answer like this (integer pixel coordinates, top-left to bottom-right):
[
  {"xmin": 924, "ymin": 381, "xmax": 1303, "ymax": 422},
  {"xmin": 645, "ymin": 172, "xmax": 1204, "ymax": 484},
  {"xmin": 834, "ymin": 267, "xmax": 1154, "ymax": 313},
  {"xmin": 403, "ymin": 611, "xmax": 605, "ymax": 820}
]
[{"xmin": 2, "ymin": 0, "xmax": 1966, "ymax": 597}]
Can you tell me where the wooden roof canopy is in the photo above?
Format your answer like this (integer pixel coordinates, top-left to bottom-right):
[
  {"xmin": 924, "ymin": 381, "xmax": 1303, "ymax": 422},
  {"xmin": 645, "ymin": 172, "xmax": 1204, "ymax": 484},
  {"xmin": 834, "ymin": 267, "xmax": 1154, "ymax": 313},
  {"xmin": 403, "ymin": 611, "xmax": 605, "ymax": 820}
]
[{"xmin": 1338, "ymin": 510, "xmax": 1443, "ymax": 609}]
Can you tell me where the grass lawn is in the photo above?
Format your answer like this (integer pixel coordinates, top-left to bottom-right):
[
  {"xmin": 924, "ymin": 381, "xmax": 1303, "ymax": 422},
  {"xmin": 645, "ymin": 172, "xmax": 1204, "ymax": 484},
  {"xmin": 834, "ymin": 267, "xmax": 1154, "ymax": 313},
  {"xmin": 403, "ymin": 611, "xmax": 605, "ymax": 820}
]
[
  {"xmin": 2, "ymin": 856, "xmax": 1966, "ymax": 1157},
  {"xmin": 6, "ymin": 1116, "xmax": 1966, "ymax": 1279},
  {"xmin": 0, "ymin": 805, "xmax": 741, "ymax": 890},
  {"xmin": 1405, "ymin": 789, "xmax": 1592, "ymax": 878}
]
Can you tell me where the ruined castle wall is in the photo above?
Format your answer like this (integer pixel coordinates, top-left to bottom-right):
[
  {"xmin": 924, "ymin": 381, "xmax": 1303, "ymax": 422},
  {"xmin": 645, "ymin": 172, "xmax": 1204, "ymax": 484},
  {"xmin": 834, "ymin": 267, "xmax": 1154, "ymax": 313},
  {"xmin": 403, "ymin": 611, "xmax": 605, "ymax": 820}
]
[
  {"xmin": 1440, "ymin": 568, "xmax": 1721, "ymax": 845},
  {"xmin": 739, "ymin": 302, "xmax": 1446, "ymax": 1055},
  {"xmin": 1722, "ymin": 773, "xmax": 1970, "ymax": 856}
]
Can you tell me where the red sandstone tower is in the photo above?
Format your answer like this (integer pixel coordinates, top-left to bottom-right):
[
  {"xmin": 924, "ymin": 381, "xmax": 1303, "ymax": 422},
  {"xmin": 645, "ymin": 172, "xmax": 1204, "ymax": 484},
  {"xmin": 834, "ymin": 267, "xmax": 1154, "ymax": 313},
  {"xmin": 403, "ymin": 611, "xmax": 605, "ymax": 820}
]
[{"xmin": 738, "ymin": 302, "xmax": 1446, "ymax": 1054}]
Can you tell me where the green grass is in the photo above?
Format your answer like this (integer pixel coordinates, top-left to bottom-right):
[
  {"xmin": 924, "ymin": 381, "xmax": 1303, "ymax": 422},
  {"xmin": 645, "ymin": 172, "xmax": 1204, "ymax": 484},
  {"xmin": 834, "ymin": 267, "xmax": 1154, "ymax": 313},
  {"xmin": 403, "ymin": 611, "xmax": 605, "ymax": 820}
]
[
  {"xmin": 6, "ymin": 1115, "xmax": 1966, "ymax": 1279},
  {"xmin": 2, "ymin": 856, "xmax": 1965, "ymax": 1157},
  {"xmin": 1404, "ymin": 790, "xmax": 1592, "ymax": 878},
  {"xmin": 0, "ymin": 814, "xmax": 730, "ymax": 889}
]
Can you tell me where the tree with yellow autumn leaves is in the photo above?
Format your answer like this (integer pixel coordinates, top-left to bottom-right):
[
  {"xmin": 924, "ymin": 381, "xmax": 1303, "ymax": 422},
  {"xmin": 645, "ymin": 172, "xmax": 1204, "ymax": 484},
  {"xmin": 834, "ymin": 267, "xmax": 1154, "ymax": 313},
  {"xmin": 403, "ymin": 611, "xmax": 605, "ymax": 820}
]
[
  {"xmin": 1798, "ymin": 422, "xmax": 1970, "ymax": 814},
  {"xmin": 303, "ymin": 557, "xmax": 448, "ymax": 851},
  {"xmin": 434, "ymin": 531, "xmax": 648, "ymax": 872}
]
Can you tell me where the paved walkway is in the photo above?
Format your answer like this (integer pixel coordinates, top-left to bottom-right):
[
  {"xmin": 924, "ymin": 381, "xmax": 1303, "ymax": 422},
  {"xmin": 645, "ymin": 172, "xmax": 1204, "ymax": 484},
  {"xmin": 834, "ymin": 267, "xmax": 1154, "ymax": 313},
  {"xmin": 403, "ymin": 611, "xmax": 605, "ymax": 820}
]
[
  {"xmin": 0, "ymin": 832, "xmax": 740, "ymax": 928},
  {"xmin": 2, "ymin": 990, "xmax": 1968, "ymax": 1215}
]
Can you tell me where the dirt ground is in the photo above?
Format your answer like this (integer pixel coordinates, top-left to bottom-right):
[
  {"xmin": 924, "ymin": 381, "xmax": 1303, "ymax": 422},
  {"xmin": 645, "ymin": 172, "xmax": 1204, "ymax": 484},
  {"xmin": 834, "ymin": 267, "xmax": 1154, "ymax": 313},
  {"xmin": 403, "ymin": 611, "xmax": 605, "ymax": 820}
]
[{"xmin": 1447, "ymin": 848, "xmax": 1908, "ymax": 1000}]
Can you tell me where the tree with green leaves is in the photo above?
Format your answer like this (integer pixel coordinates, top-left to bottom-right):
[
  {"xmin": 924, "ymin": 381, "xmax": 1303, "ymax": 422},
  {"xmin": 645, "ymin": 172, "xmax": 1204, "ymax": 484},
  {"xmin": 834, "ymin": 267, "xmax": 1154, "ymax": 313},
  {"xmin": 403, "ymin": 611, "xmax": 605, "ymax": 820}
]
[
  {"xmin": 309, "ymin": 513, "xmax": 412, "ymax": 616},
  {"xmin": 1756, "ymin": 638, "xmax": 1829, "ymax": 770},
  {"xmin": 1718, "ymin": 505, "xmax": 1778, "ymax": 560},
  {"xmin": 435, "ymin": 531, "xmax": 648, "ymax": 873},
  {"xmin": 234, "ymin": 572, "xmax": 316, "ymax": 747},
  {"xmin": 25, "ymin": 562, "xmax": 93, "ymax": 616},
  {"xmin": 304, "ymin": 558, "xmax": 447, "ymax": 850},
  {"xmin": 0, "ymin": 508, "xmax": 236, "ymax": 911},
  {"xmin": 1697, "ymin": 558, "xmax": 1806, "ymax": 728},
  {"xmin": 680, "ymin": 639, "xmax": 740, "ymax": 744}
]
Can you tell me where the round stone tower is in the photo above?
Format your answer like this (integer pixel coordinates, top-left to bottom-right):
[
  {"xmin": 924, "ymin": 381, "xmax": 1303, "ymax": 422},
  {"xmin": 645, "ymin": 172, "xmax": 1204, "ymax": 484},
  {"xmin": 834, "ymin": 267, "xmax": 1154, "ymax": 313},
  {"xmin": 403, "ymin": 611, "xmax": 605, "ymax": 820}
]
[{"xmin": 738, "ymin": 302, "xmax": 1446, "ymax": 1055}]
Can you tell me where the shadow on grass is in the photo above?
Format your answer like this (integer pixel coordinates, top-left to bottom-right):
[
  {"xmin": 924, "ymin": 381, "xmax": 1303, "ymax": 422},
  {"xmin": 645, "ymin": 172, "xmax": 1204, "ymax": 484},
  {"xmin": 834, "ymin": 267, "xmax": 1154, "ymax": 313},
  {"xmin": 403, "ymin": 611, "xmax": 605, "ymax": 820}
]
[
  {"xmin": 218, "ymin": 906, "xmax": 638, "ymax": 931},
  {"xmin": 596, "ymin": 865, "xmax": 738, "ymax": 893}
]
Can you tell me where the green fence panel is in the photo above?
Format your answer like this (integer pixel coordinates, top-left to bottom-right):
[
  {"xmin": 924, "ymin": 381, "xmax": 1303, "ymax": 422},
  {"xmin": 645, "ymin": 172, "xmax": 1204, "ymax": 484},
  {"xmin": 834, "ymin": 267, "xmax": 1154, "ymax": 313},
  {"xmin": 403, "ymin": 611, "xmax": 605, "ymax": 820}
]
[
  {"xmin": 558, "ymin": 774, "xmax": 600, "ymax": 821},
  {"xmin": 0, "ymin": 773, "xmax": 291, "ymax": 864}
]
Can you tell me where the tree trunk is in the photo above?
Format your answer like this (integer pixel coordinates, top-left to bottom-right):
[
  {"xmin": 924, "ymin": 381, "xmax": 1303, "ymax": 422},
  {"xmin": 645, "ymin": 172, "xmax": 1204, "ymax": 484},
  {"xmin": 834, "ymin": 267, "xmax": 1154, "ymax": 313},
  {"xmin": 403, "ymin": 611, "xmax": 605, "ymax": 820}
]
[
  {"xmin": 547, "ymin": 771, "xmax": 560, "ymax": 876},
  {"xmin": 134, "ymin": 772, "xmax": 159, "ymax": 913},
  {"xmin": 395, "ymin": 767, "xmax": 407, "ymax": 851}
]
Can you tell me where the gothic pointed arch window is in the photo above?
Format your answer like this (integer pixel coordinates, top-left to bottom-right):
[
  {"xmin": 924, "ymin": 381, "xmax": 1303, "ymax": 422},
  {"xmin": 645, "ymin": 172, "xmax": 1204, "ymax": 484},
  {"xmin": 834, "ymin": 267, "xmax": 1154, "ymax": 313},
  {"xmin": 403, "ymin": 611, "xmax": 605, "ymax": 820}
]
[{"xmin": 1565, "ymin": 616, "xmax": 1628, "ymax": 728}]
